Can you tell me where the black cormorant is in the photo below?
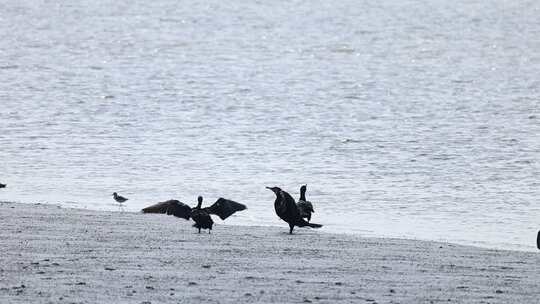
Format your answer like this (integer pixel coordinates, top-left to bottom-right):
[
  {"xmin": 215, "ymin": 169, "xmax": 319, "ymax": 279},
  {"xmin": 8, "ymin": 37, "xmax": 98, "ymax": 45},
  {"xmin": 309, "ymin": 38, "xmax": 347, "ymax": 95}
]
[
  {"xmin": 297, "ymin": 184, "xmax": 315, "ymax": 222},
  {"xmin": 266, "ymin": 186, "xmax": 322, "ymax": 234},
  {"xmin": 0, "ymin": 183, "xmax": 6, "ymax": 188},
  {"xmin": 190, "ymin": 196, "xmax": 214, "ymax": 233},
  {"xmin": 113, "ymin": 192, "xmax": 128, "ymax": 203},
  {"xmin": 141, "ymin": 196, "xmax": 247, "ymax": 233}
]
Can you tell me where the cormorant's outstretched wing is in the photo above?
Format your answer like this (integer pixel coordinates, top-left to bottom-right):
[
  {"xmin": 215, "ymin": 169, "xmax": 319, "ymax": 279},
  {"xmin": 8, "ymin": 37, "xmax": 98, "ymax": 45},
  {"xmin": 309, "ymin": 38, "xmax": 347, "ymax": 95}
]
[
  {"xmin": 204, "ymin": 198, "xmax": 247, "ymax": 220},
  {"xmin": 141, "ymin": 200, "xmax": 192, "ymax": 220}
]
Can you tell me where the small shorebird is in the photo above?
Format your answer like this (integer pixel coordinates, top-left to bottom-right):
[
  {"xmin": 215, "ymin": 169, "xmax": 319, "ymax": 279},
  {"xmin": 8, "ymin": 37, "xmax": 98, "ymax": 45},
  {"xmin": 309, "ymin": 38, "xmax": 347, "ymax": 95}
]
[
  {"xmin": 142, "ymin": 196, "xmax": 247, "ymax": 234},
  {"xmin": 0, "ymin": 183, "xmax": 6, "ymax": 188},
  {"xmin": 113, "ymin": 192, "xmax": 128, "ymax": 203}
]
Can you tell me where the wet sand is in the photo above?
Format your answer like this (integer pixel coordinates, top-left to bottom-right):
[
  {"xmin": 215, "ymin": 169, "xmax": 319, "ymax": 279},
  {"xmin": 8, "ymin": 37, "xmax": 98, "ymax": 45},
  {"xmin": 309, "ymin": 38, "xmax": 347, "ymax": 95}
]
[{"xmin": 0, "ymin": 202, "xmax": 538, "ymax": 303}]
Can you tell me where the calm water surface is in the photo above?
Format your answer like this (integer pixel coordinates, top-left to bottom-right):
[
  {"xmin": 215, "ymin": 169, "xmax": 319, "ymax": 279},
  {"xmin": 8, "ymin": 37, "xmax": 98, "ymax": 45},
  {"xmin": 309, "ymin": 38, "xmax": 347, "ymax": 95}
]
[{"xmin": 1, "ymin": 0, "xmax": 539, "ymax": 251}]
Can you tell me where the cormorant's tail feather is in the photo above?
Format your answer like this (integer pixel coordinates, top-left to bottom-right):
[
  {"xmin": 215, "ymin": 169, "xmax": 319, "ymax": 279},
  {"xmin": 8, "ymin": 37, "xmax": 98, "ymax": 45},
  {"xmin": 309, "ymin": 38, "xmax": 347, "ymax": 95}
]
[
  {"xmin": 307, "ymin": 223, "xmax": 322, "ymax": 229},
  {"xmin": 297, "ymin": 219, "xmax": 322, "ymax": 228}
]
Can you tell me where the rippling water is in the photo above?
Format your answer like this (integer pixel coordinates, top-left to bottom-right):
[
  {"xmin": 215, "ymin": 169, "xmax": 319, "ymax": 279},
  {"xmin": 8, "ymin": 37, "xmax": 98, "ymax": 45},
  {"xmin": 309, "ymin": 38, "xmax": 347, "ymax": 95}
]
[{"xmin": 1, "ymin": 0, "xmax": 539, "ymax": 251}]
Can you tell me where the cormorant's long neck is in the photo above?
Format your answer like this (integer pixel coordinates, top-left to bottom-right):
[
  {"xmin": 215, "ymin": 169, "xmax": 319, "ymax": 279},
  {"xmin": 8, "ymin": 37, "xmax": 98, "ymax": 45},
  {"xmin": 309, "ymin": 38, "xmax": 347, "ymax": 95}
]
[
  {"xmin": 300, "ymin": 189, "xmax": 306, "ymax": 201},
  {"xmin": 274, "ymin": 191, "xmax": 286, "ymax": 212},
  {"xmin": 196, "ymin": 196, "xmax": 203, "ymax": 209},
  {"xmin": 273, "ymin": 193, "xmax": 281, "ymax": 205}
]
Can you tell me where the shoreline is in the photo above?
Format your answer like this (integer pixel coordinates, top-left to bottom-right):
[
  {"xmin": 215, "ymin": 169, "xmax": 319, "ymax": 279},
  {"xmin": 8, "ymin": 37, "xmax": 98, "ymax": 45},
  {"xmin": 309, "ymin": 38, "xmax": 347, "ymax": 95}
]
[
  {"xmin": 2, "ymin": 200, "xmax": 536, "ymax": 253},
  {"xmin": 1, "ymin": 201, "xmax": 539, "ymax": 303}
]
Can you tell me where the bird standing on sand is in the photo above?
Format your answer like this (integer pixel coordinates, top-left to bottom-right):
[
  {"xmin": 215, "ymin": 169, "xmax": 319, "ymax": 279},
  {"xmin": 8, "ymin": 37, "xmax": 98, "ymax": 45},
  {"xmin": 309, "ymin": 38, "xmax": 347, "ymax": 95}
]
[
  {"xmin": 297, "ymin": 184, "xmax": 315, "ymax": 222},
  {"xmin": 0, "ymin": 183, "xmax": 6, "ymax": 188},
  {"xmin": 266, "ymin": 186, "xmax": 322, "ymax": 234},
  {"xmin": 113, "ymin": 192, "xmax": 128, "ymax": 203},
  {"xmin": 190, "ymin": 196, "xmax": 214, "ymax": 233},
  {"xmin": 141, "ymin": 196, "xmax": 247, "ymax": 233}
]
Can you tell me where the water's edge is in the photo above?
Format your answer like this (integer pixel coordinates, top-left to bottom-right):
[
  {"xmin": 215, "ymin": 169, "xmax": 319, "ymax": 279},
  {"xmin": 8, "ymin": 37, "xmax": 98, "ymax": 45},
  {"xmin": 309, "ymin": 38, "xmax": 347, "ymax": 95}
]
[{"xmin": 3, "ymin": 200, "xmax": 536, "ymax": 253}]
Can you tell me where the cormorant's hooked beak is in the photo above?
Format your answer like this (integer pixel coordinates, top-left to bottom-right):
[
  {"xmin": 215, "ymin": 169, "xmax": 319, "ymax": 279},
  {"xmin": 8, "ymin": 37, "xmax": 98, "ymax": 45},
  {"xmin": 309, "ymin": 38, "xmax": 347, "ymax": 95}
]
[{"xmin": 266, "ymin": 186, "xmax": 278, "ymax": 193}]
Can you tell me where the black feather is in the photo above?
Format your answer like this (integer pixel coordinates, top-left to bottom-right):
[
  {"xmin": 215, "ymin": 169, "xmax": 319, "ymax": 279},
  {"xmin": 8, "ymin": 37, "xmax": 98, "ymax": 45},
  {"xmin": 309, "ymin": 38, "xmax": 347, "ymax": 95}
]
[
  {"xmin": 204, "ymin": 198, "xmax": 247, "ymax": 220},
  {"xmin": 141, "ymin": 200, "xmax": 192, "ymax": 220}
]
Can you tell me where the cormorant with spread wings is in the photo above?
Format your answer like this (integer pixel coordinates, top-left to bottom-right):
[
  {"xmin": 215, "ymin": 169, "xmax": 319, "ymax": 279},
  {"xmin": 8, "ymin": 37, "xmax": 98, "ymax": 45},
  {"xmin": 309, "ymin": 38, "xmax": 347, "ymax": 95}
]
[{"xmin": 141, "ymin": 196, "xmax": 247, "ymax": 233}]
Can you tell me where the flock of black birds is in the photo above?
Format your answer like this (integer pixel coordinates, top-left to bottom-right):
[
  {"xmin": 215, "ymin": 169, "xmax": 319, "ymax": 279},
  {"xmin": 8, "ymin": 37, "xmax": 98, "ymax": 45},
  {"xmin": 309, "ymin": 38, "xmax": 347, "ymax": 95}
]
[
  {"xmin": 112, "ymin": 184, "xmax": 322, "ymax": 234},
  {"xmin": 3, "ymin": 182, "xmax": 539, "ymax": 248}
]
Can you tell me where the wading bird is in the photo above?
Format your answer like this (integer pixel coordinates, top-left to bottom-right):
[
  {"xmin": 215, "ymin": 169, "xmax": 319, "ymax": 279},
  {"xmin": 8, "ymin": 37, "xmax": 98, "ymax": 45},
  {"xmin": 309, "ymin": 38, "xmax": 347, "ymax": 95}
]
[
  {"xmin": 113, "ymin": 192, "xmax": 128, "ymax": 203},
  {"xmin": 266, "ymin": 186, "xmax": 322, "ymax": 234},
  {"xmin": 141, "ymin": 196, "xmax": 246, "ymax": 233}
]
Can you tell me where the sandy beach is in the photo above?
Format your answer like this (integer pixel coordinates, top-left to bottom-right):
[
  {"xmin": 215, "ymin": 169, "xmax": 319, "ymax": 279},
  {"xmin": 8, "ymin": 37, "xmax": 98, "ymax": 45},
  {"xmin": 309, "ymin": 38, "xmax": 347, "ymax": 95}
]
[{"xmin": 0, "ymin": 202, "xmax": 538, "ymax": 304}]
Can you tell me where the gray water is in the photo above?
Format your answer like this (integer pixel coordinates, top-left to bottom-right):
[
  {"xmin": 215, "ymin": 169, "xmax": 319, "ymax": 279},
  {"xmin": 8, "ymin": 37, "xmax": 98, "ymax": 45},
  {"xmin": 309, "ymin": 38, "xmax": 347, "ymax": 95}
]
[{"xmin": 1, "ymin": 0, "xmax": 539, "ymax": 251}]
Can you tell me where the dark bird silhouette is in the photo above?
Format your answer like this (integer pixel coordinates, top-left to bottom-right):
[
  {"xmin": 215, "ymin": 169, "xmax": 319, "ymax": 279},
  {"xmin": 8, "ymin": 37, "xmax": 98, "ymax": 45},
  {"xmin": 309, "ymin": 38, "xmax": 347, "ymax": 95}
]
[
  {"xmin": 190, "ymin": 196, "xmax": 213, "ymax": 233},
  {"xmin": 141, "ymin": 196, "xmax": 247, "ymax": 233},
  {"xmin": 266, "ymin": 186, "xmax": 322, "ymax": 234},
  {"xmin": 0, "ymin": 183, "xmax": 6, "ymax": 188},
  {"xmin": 537, "ymin": 230, "xmax": 540, "ymax": 250},
  {"xmin": 113, "ymin": 192, "xmax": 128, "ymax": 203},
  {"xmin": 297, "ymin": 184, "xmax": 315, "ymax": 222}
]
